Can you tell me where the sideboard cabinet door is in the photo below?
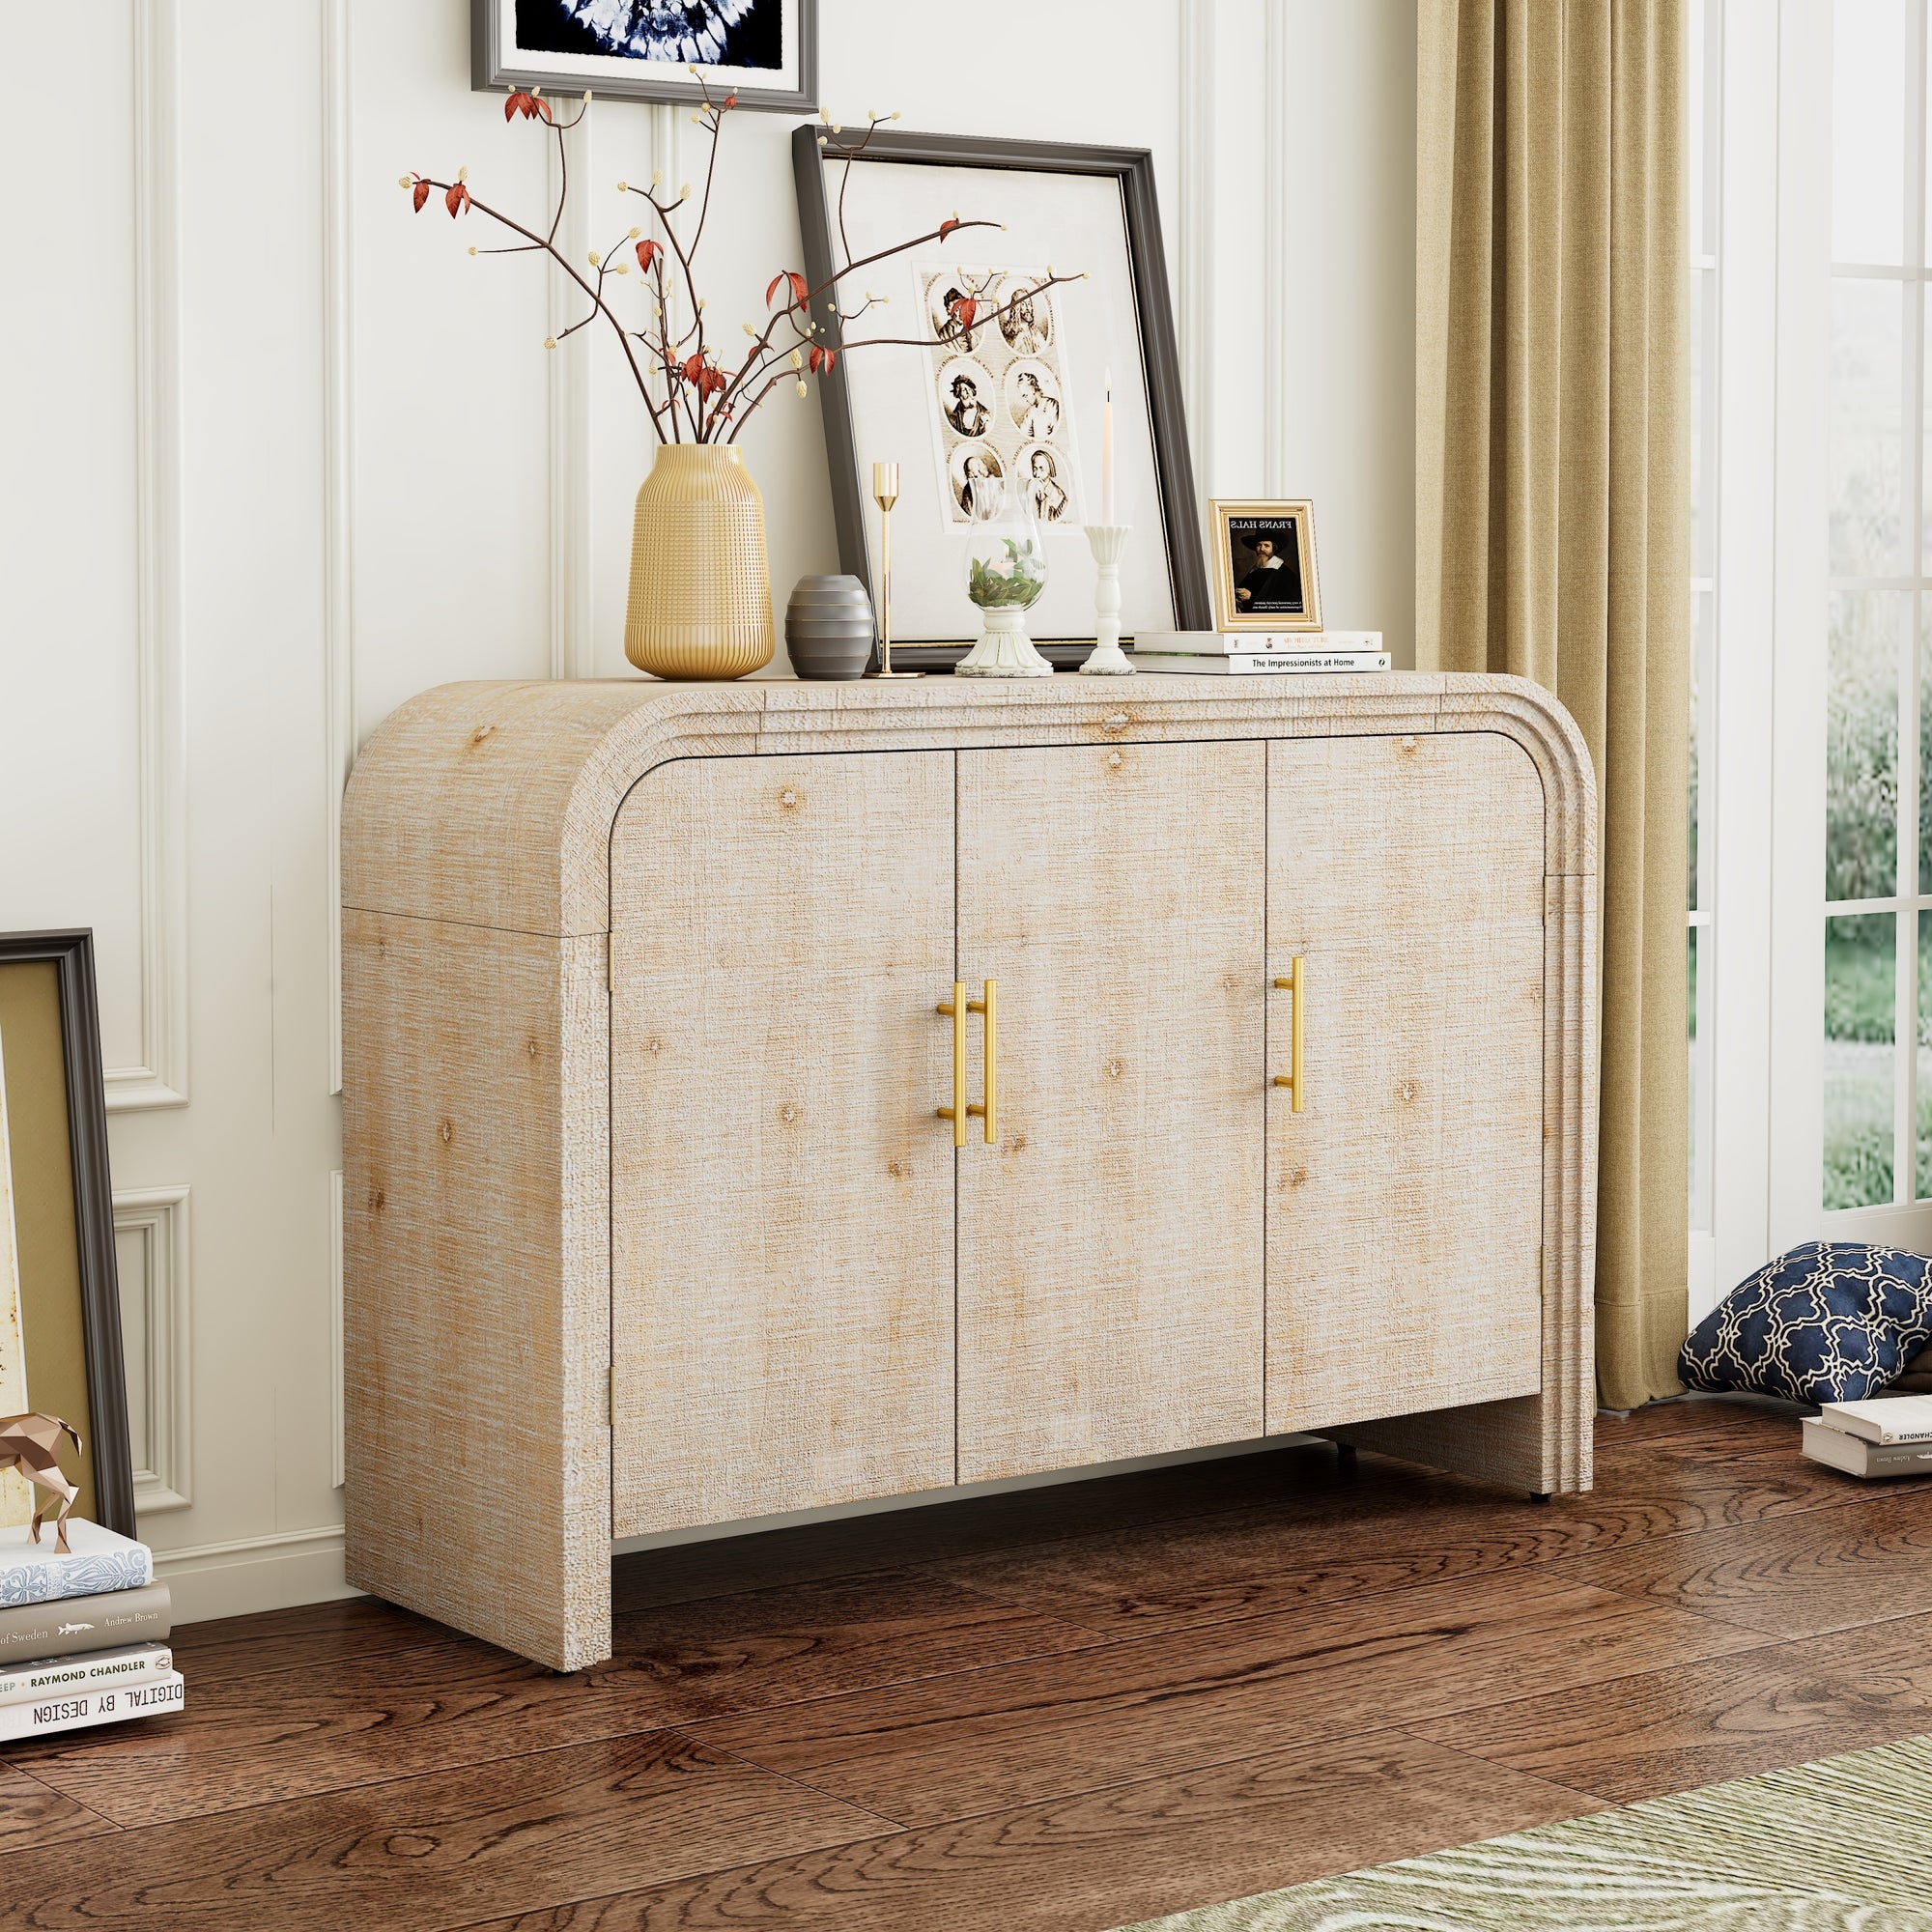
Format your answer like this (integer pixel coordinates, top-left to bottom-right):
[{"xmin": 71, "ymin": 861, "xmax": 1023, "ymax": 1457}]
[
  {"xmin": 955, "ymin": 741, "xmax": 1266, "ymax": 1483},
  {"xmin": 609, "ymin": 752, "xmax": 957, "ymax": 1534},
  {"xmin": 1265, "ymin": 733, "xmax": 1547, "ymax": 1432}
]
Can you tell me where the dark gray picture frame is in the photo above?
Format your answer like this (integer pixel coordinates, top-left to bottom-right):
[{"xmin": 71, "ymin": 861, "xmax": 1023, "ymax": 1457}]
[
  {"xmin": 792, "ymin": 127, "xmax": 1209, "ymax": 670},
  {"xmin": 472, "ymin": 0, "xmax": 818, "ymax": 113},
  {"xmin": 0, "ymin": 930, "xmax": 135, "ymax": 1538}
]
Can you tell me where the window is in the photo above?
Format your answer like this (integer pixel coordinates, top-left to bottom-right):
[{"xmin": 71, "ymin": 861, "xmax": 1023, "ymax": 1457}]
[
  {"xmin": 1690, "ymin": 0, "xmax": 1720, "ymax": 1238},
  {"xmin": 1824, "ymin": 0, "xmax": 1932, "ymax": 1213}
]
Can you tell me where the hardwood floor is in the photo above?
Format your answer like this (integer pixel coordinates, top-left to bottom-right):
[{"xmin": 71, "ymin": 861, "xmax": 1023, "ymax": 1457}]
[{"xmin": 3, "ymin": 1400, "xmax": 1926, "ymax": 1930}]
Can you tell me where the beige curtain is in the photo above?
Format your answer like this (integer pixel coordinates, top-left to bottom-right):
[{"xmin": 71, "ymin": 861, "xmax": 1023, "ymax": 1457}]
[{"xmin": 1416, "ymin": 0, "xmax": 1690, "ymax": 1409}]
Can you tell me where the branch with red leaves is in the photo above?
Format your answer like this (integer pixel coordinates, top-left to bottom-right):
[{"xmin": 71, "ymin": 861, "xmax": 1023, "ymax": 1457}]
[{"xmin": 402, "ymin": 78, "xmax": 1085, "ymax": 445}]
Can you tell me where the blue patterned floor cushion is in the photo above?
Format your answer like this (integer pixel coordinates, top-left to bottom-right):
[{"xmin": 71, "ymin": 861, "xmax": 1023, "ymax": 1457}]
[{"xmin": 1679, "ymin": 1241, "xmax": 1932, "ymax": 1404}]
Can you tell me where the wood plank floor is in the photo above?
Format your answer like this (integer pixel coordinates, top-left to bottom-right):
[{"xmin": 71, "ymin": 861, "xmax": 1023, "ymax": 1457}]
[{"xmin": 3, "ymin": 1400, "xmax": 1927, "ymax": 1930}]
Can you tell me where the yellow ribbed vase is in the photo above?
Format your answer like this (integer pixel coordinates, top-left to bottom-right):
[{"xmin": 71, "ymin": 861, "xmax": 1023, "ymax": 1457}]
[{"xmin": 623, "ymin": 444, "xmax": 776, "ymax": 680}]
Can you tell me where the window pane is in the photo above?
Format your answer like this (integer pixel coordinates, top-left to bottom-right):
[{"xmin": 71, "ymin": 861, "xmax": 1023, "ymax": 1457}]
[
  {"xmin": 1923, "ymin": 300, "xmax": 1932, "ymax": 574},
  {"xmin": 1826, "ymin": 910, "xmax": 1896, "ymax": 1209},
  {"xmin": 1690, "ymin": 595, "xmax": 1701, "ymax": 913},
  {"xmin": 1691, "ymin": 267, "xmax": 1718, "ymax": 578},
  {"xmin": 1690, "ymin": 0, "xmax": 1708, "ymax": 261},
  {"xmin": 1835, "ymin": 0, "xmax": 1907, "ymax": 265},
  {"xmin": 1689, "ymin": 924, "xmax": 1708, "ymax": 1231},
  {"xmin": 1920, "ymin": 911, "xmax": 1932, "ymax": 1198},
  {"xmin": 1832, "ymin": 280, "xmax": 1905, "ymax": 577},
  {"xmin": 1922, "ymin": 597, "xmax": 1932, "ymax": 895},
  {"xmin": 1828, "ymin": 590, "xmax": 1903, "ymax": 901}
]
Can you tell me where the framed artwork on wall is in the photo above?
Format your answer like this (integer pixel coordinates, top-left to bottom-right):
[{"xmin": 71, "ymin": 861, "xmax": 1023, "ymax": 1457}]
[
  {"xmin": 0, "ymin": 932, "xmax": 135, "ymax": 1537},
  {"xmin": 472, "ymin": 0, "xmax": 817, "ymax": 113},
  {"xmin": 1208, "ymin": 498, "xmax": 1322, "ymax": 634},
  {"xmin": 793, "ymin": 128, "xmax": 1208, "ymax": 669}
]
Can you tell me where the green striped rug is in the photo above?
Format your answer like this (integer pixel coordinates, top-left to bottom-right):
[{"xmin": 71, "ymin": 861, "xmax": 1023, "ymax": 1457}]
[{"xmin": 1117, "ymin": 1736, "xmax": 1932, "ymax": 1930}]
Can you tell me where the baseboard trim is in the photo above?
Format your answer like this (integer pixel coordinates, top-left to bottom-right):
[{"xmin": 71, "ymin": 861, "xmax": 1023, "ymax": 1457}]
[{"xmin": 154, "ymin": 1523, "xmax": 358, "ymax": 1626}]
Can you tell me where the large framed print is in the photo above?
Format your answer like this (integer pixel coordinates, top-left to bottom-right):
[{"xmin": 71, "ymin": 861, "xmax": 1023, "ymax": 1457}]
[
  {"xmin": 794, "ymin": 128, "xmax": 1208, "ymax": 668},
  {"xmin": 472, "ymin": 0, "xmax": 816, "ymax": 113},
  {"xmin": 0, "ymin": 932, "xmax": 134, "ymax": 1536}
]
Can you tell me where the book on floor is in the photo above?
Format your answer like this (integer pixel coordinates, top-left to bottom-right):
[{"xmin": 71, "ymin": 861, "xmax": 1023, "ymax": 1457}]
[
  {"xmin": 1802, "ymin": 1416, "xmax": 1932, "ymax": 1476},
  {"xmin": 0, "ymin": 1581, "xmax": 172, "ymax": 1662},
  {"xmin": 1132, "ymin": 630, "xmax": 1385, "ymax": 655},
  {"xmin": 0, "ymin": 1670, "xmax": 184, "ymax": 1743},
  {"xmin": 0, "ymin": 1643, "xmax": 173, "ymax": 1708},
  {"xmin": 1131, "ymin": 651, "xmax": 1391, "ymax": 676},
  {"xmin": 1814, "ymin": 1394, "xmax": 1932, "ymax": 1443},
  {"xmin": 0, "ymin": 1520, "xmax": 152, "ymax": 1606}
]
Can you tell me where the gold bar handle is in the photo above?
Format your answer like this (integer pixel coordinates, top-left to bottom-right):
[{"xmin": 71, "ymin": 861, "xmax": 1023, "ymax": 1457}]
[
  {"xmin": 1272, "ymin": 956, "xmax": 1306, "ymax": 1113},
  {"xmin": 935, "ymin": 980, "xmax": 966, "ymax": 1147},
  {"xmin": 966, "ymin": 979, "xmax": 997, "ymax": 1143}
]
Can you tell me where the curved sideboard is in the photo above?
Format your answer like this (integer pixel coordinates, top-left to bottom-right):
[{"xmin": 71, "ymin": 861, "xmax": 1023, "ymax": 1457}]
[{"xmin": 341, "ymin": 672, "xmax": 1599, "ymax": 1671}]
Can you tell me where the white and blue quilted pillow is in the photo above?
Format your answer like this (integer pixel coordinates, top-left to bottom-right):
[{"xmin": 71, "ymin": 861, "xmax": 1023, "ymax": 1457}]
[{"xmin": 1679, "ymin": 1241, "xmax": 1932, "ymax": 1404}]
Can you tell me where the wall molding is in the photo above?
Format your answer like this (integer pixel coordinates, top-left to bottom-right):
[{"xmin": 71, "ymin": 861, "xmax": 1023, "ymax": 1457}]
[
  {"xmin": 152, "ymin": 1521, "xmax": 354, "ymax": 1625},
  {"xmin": 154, "ymin": 1520, "xmax": 344, "ymax": 1572},
  {"xmin": 323, "ymin": 0, "xmax": 356, "ymax": 1094},
  {"xmin": 1178, "ymin": 0, "xmax": 1215, "ymax": 497},
  {"xmin": 330, "ymin": 1169, "xmax": 345, "ymax": 1489},
  {"xmin": 548, "ymin": 101, "xmax": 597, "ymax": 681},
  {"xmin": 1262, "ymin": 0, "xmax": 1290, "ymax": 496},
  {"xmin": 114, "ymin": 0, "xmax": 189, "ymax": 1112},
  {"xmin": 114, "ymin": 1184, "xmax": 191, "ymax": 1516}
]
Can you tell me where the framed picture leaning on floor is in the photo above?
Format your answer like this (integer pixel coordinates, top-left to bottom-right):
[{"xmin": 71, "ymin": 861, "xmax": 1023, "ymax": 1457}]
[{"xmin": 0, "ymin": 932, "xmax": 135, "ymax": 1536}]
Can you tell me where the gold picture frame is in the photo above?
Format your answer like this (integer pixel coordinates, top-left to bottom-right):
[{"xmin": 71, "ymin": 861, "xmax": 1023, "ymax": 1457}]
[{"xmin": 1208, "ymin": 498, "xmax": 1321, "ymax": 632}]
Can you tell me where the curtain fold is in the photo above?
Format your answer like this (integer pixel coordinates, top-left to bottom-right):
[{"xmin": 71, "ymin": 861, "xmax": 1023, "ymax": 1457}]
[{"xmin": 1417, "ymin": 0, "xmax": 1690, "ymax": 1409}]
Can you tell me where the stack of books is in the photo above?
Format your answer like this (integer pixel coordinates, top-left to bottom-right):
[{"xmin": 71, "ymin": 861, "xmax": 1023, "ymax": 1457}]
[
  {"xmin": 0, "ymin": 1519, "xmax": 182, "ymax": 1741},
  {"xmin": 1801, "ymin": 1394, "xmax": 1932, "ymax": 1478},
  {"xmin": 1129, "ymin": 631, "xmax": 1390, "ymax": 675}
]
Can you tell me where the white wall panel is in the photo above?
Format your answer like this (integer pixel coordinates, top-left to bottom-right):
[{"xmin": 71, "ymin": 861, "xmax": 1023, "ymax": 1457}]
[
  {"xmin": 115, "ymin": 1185, "xmax": 192, "ymax": 1513},
  {"xmin": 350, "ymin": 0, "xmax": 554, "ymax": 735},
  {"xmin": 0, "ymin": 0, "xmax": 1417, "ymax": 1621},
  {"xmin": 0, "ymin": 6, "xmax": 183, "ymax": 1101}
]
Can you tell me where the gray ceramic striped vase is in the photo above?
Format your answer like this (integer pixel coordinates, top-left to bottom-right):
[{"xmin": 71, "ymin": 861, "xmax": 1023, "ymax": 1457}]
[{"xmin": 785, "ymin": 575, "xmax": 875, "ymax": 680}]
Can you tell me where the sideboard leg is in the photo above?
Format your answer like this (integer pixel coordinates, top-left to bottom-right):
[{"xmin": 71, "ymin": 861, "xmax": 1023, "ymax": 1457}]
[
  {"xmin": 1334, "ymin": 1441, "xmax": 1357, "ymax": 1466},
  {"xmin": 1528, "ymin": 1492, "xmax": 1551, "ymax": 1504}
]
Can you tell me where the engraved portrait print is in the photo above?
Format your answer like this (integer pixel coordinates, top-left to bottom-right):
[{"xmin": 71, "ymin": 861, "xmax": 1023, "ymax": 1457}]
[{"xmin": 919, "ymin": 266, "xmax": 1081, "ymax": 527}]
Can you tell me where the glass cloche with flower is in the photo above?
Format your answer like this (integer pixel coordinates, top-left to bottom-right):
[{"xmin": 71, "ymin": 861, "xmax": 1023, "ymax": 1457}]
[{"xmin": 955, "ymin": 474, "xmax": 1054, "ymax": 677}]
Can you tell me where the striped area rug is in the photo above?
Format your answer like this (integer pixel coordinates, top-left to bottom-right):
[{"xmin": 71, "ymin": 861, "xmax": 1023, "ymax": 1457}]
[{"xmin": 1116, "ymin": 1735, "xmax": 1932, "ymax": 1930}]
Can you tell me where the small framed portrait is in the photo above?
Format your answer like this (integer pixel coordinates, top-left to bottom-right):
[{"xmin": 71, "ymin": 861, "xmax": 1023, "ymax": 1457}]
[
  {"xmin": 0, "ymin": 932, "xmax": 136, "ymax": 1535},
  {"xmin": 1209, "ymin": 499, "xmax": 1321, "ymax": 632},
  {"xmin": 472, "ymin": 0, "xmax": 816, "ymax": 113}
]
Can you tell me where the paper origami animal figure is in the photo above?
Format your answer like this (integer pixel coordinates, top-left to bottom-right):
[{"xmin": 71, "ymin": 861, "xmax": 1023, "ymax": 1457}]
[{"xmin": 0, "ymin": 1413, "xmax": 83, "ymax": 1555}]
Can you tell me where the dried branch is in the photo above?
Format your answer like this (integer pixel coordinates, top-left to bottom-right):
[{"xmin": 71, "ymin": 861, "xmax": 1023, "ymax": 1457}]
[{"xmin": 404, "ymin": 85, "xmax": 1083, "ymax": 446}]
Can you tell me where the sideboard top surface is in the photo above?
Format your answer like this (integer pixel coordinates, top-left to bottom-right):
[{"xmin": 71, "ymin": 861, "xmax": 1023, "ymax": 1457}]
[{"xmin": 342, "ymin": 672, "xmax": 1596, "ymax": 938}]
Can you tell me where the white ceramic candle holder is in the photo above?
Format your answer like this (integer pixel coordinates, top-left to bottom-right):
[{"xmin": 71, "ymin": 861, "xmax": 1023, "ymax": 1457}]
[{"xmin": 1080, "ymin": 525, "xmax": 1135, "ymax": 675}]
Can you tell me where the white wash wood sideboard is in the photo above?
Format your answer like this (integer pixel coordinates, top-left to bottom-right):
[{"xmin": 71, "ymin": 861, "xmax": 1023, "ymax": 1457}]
[{"xmin": 341, "ymin": 674, "xmax": 1599, "ymax": 1671}]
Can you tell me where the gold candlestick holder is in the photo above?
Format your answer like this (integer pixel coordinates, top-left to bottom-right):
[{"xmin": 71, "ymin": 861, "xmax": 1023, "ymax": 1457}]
[{"xmin": 868, "ymin": 460, "xmax": 920, "ymax": 677}]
